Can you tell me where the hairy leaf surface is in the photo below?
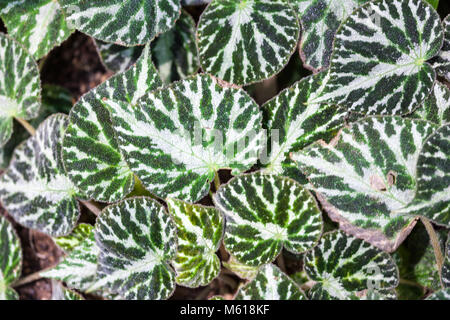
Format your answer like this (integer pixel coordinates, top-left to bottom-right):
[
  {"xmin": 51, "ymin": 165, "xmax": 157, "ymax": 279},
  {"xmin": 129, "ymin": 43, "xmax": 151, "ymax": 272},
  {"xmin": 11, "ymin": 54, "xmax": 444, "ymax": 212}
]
[{"xmin": 0, "ymin": 216, "xmax": 22, "ymax": 300}]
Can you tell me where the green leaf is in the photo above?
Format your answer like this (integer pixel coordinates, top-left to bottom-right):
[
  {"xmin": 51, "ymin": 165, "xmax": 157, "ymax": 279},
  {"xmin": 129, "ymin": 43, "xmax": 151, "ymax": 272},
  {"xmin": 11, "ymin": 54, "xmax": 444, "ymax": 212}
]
[
  {"xmin": 293, "ymin": 0, "xmax": 368, "ymax": 72},
  {"xmin": 59, "ymin": 0, "xmax": 181, "ymax": 46},
  {"xmin": 432, "ymin": 15, "xmax": 450, "ymax": 81},
  {"xmin": 91, "ymin": 197, "xmax": 177, "ymax": 300},
  {"xmin": 411, "ymin": 82, "xmax": 450, "ymax": 125},
  {"xmin": 214, "ymin": 172, "xmax": 323, "ymax": 267},
  {"xmin": 313, "ymin": 0, "xmax": 443, "ymax": 115},
  {"xmin": 106, "ymin": 74, "xmax": 263, "ymax": 203},
  {"xmin": 62, "ymin": 44, "xmax": 162, "ymax": 203},
  {"xmin": 425, "ymin": 0, "xmax": 439, "ymax": 9},
  {"xmin": 443, "ymin": 233, "xmax": 450, "ymax": 288},
  {"xmin": 292, "ymin": 116, "xmax": 436, "ymax": 251},
  {"xmin": 54, "ymin": 223, "xmax": 94, "ymax": 253},
  {"xmin": 234, "ymin": 264, "xmax": 306, "ymax": 300},
  {"xmin": 0, "ymin": 114, "xmax": 80, "ymax": 237},
  {"xmin": 152, "ymin": 10, "xmax": 199, "ymax": 84},
  {"xmin": 167, "ymin": 198, "xmax": 224, "ymax": 288},
  {"xmin": 426, "ymin": 288, "xmax": 450, "ymax": 300},
  {"xmin": 0, "ymin": 0, "xmax": 73, "ymax": 59},
  {"xmin": 304, "ymin": 231, "xmax": 399, "ymax": 300},
  {"xmin": 262, "ymin": 71, "xmax": 345, "ymax": 177},
  {"xmin": 222, "ymin": 256, "xmax": 259, "ymax": 280},
  {"xmin": 197, "ymin": 0, "xmax": 300, "ymax": 86},
  {"xmin": 51, "ymin": 281, "xmax": 84, "ymax": 300},
  {"xmin": 0, "ymin": 33, "xmax": 41, "ymax": 147},
  {"xmin": 95, "ymin": 40, "xmax": 144, "ymax": 74},
  {"xmin": 0, "ymin": 216, "xmax": 22, "ymax": 300}
]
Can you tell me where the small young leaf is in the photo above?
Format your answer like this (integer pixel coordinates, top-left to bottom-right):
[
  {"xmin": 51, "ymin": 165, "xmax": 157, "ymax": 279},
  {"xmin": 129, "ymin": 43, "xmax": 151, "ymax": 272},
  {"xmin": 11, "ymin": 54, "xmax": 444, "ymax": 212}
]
[
  {"xmin": 214, "ymin": 172, "xmax": 323, "ymax": 267},
  {"xmin": 412, "ymin": 82, "xmax": 450, "ymax": 125},
  {"xmin": 167, "ymin": 198, "xmax": 224, "ymax": 288},
  {"xmin": 197, "ymin": 0, "xmax": 300, "ymax": 85},
  {"xmin": 222, "ymin": 256, "xmax": 259, "ymax": 280},
  {"xmin": 105, "ymin": 74, "xmax": 263, "ymax": 203},
  {"xmin": 59, "ymin": 0, "xmax": 181, "ymax": 46},
  {"xmin": 0, "ymin": 216, "xmax": 22, "ymax": 300},
  {"xmin": 0, "ymin": 33, "xmax": 41, "ymax": 147},
  {"xmin": 0, "ymin": 0, "xmax": 73, "ymax": 59},
  {"xmin": 92, "ymin": 197, "xmax": 177, "ymax": 300},
  {"xmin": 95, "ymin": 40, "xmax": 144, "ymax": 74},
  {"xmin": 234, "ymin": 264, "xmax": 306, "ymax": 300},
  {"xmin": 0, "ymin": 114, "xmax": 80, "ymax": 237},
  {"xmin": 426, "ymin": 288, "xmax": 450, "ymax": 300},
  {"xmin": 54, "ymin": 223, "xmax": 94, "ymax": 253},
  {"xmin": 304, "ymin": 231, "xmax": 399, "ymax": 300},
  {"xmin": 432, "ymin": 15, "xmax": 450, "ymax": 81}
]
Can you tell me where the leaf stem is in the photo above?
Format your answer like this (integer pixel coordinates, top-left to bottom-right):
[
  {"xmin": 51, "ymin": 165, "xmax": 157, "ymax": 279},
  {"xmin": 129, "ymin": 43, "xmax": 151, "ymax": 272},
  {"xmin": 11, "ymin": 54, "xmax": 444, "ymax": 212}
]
[
  {"xmin": 420, "ymin": 217, "xmax": 444, "ymax": 285},
  {"xmin": 15, "ymin": 117, "xmax": 36, "ymax": 136},
  {"xmin": 214, "ymin": 171, "xmax": 221, "ymax": 192},
  {"xmin": 79, "ymin": 200, "xmax": 102, "ymax": 216},
  {"xmin": 11, "ymin": 264, "xmax": 56, "ymax": 288}
]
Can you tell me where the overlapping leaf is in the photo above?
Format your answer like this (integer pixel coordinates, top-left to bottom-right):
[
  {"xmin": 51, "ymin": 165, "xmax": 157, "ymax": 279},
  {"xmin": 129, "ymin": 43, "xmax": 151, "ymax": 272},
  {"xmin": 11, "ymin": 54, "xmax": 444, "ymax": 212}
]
[
  {"xmin": 412, "ymin": 82, "xmax": 450, "ymax": 125},
  {"xmin": 234, "ymin": 264, "xmax": 306, "ymax": 300},
  {"xmin": 223, "ymin": 256, "xmax": 259, "ymax": 280},
  {"xmin": 432, "ymin": 15, "xmax": 450, "ymax": 81},
  {"xmin": 0, "ymin": 0, "xmax": 73, "ymax": 59},
  {"xmin": 292, "ymin": 116, "xmax": 436, "ymax": 251},
  {"xmin": 51, "ymin": 281, "xmax": 84, "ymax": 300},
  {"xmin": 304, "ymin": 231, "xmax": 399, "ymax": 300},
  {"xmin": 0, "ymin": 33, "xmax": 41, "ymax": 147},
  {"xmin": 95, "ymin": 40, "xmax": 143, "ymax": 73},
  {"xmin": 54, "ymin": 223, "xmax": 94, "ymax": 253},
  {"xmin": 293, "ymin": 0, "xmax": 368, "ymax": 72},
  {"xmin": 62, "ymin": 44, "xmax": 162, "ymax": 203},
  {"xmin": 105, "ymin": 74, "xmax": 263, "ymax": 202},
  {"xmin": 0, "ymin": 114, "xmax": 80, "ymax": 237},
  {"xmin": 0, "ymin": 216, "xmax": 22, "ymax": 300},
  {"xmin": 59, "ymin": 0, "xmax": 181, "ymax": 46},
  {"xmin": 91, "ymin": 197, "xmax": 177, "ymax": 300},
  {"xmin": 313, "ymin": 0, "xmax": 443, "ymax": 115},
  {"xmin": 214, "ymin": 172, "xmax": 323, "ymax": 267},
  {"xmin": 197, "ymin": 0, "xmax": 300, "ymax": 85}
]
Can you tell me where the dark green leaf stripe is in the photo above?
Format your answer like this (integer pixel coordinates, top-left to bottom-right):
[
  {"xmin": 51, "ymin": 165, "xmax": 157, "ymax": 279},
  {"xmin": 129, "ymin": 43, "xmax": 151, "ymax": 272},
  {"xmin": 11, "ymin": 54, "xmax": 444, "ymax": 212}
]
[
  {"xmin": 214, "ymin": 172, "xmax": 323, "ymax": 267},
  {"xmin": 293, "ymin": 0, "xmax": 368, "ymax": 72},
  {"xmin": 0, "ymin": 114, "xmax": 80, "ymax": 237},
  {"xmin": 234, "ymin": 264, "xmax": 307, "ymax": 300},
  {"xmin": 54, "ymin": 223, "xmax": 94, "ymax": 253},
  {"xmin": 95, "ymin": 40, "xmax": 144, "ymax": 74},
  {"xmin": 432, "ymin": 14, "xmax": 450, "ymax": 81},
  {"xmin": 0, "ymin": 0, "xmax": 73, "ymax": 59},
  {"xmin": 59, "ymin": 0, "xmax": 181, "ymax": 46},
  {"xmin": 106, "ymin": 74, "xmax": 263, "ymax": 202},
  {"xmin": 91, "ymin": 197, "xmax": 177, "ymax": 300},
  {"xmin": 426, "ymin": 288, "xmax": 450, "ymax": 300},
  {"xmin": 292, "ymin": 116, "xmax": 436, "ymax": 251},
  {"xmin": 304, "ymin": 231, "xmax": 399, "ymax": 300},
  {"xmin": 0, "ymin": 216, "xmax": 22, "ymax": 300},
  {"xmin": 197, "ymin": 0, "xmax": 300, "ymax": 85},
  {"xmin": 167, "ymin": 198, "xmax": 223, "ymax": 288},
  {"xmin": 63, "ymin": 44, "xmax": 162, "ymax": 203},
  {"xmin": 0, "ymin": 33, "xmax": 41, "ymax": 147},
  {"xmin": 411, "ymin": 82, "xmax": 450, "ymax": 125},
  {"xmin": 313, "ymin": 0, "xmax": 443, "ymax": 115}
]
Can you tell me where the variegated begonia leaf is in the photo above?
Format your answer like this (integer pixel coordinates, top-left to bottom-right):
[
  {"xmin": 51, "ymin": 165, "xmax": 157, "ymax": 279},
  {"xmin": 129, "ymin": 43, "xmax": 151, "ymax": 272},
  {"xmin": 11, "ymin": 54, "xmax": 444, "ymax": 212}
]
[
  {"xmin": 0, "ymin": 0, "xmax": 73, "ymax": 59},
  {"xmin": 62, "ymin": 44, "xmax": 162, "ymax": 203},
  {"xmin": 41, "ymin": 224, "xmax": 98, "ymax": 292},
  {"xmin": 167, "ymin": 198, "xmax": 223, "ymax": 288},
  {"xmin": 54, "ymin": 223, "xmax": 94, "ymax": 253},
  {"xmin": 222, "ymin": 256, "xmax": 259, "ymax": 280},
  {"xmin": 412, "ymin": 82, "xmax": 450, "ymax": 125},
  {"xmin": 432, "ymin": 14, "xmax": 450, "ymax": 81},
  {"xmin": 59, "ymin": 0, "xmax": 181, "ymax": 46},
  {"xmin": 197, "ymin": 0, "xmax": 300, "ymax": 86},
  {"xmin": 292, "ymin": 116, "xmax": 436, "ymax": 251},
  {"xmin": 91, "ymin": 197, "xmax": 177, "ymax": 300},
  {"xmin": 105, "ymin": 74, "xmax": 263, "ymax": 202},
  {"xmin": 0, "ymin": 114, "xmax": 80, "ymax": 237},
  {"xmin": 0, "ymin": 33, "xmax": 41, "ymax": 147},
  {"xmin": 426, "ymin": 288, "xmax": 450, "ymax": 300},
  {"xmin": 0, "ymin": 216, "xmax": 22, "ymax": 300},
  {"xmin": 152, "ymin": 10, "xmax": 199, "ymax": 84},
  {"xmin": 51, "ymin": 281, "xmax": 84, "ymax": 300},
  {"xmin": 304, "ymin": 231, "xmax": 399, "ymax": 300},
  {"xmin": 262, "ymin": 71, "xmax": 345, "ymax": 177},
  {"xmin": 214, "ymin": 172, "xmax": 323, "ymax": 267},
  {"xmin": 443, "ymin": 234, "xmax": 450, "ymax": 288},
  {"xmin": 234, "ymin": 264, "xmax": 306, "ymax": 300},
  {"xmin": 293, "ymin": 0, "xmax": 368, "ymax": 72},
  {"xmin": 95, "ymin": 40, "xmax": 144, "ymax": 74},
  {"xmin": 313, "ymin": 0, "xmax": 443, "ymax": 115}
]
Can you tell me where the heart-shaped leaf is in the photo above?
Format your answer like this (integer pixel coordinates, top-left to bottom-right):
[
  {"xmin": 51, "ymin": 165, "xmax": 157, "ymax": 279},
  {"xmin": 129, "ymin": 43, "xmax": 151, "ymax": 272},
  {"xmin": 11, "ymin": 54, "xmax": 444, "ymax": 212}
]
[
  {"xmin": 214, "ymin": 172, "xmax": 323, "ymax": 267},
  {"xmin": 106, "ymin": 74, "xmax": 263, "ymax": 202},
  {"xmin": 54, "ymin": 223, "xmax": 94, "ymax": 253},
  {"xmin": 293, "ymin": 0, "xmax": 368, "ymax": 72},
  {"xmin": 95, "ymin": 40, "xmax": 144, "ymax": 74},
  {"xmin": 0, "ymin": 114, "xmax": 80, "ymax": 237},
  {"xmin": 0, "ymin": 0, "xmax": 73, "ymax": 59},
  {"xmin": 292, "ymin": 116, "xmax": 436, "ymax": 251},
  {"xmin": 0, "ymin": 216, "xmax": 22, "ymax": 300},
  {"xmin": 432, "ymin": 14, "xmax": 450, "ymax": 82},
  {"xmin": 59, "ymin": 0, "xmax": 181, "ymax": 46},
  {"xmin": 0, "ymin": 33, "xmax": 41, "ymax": 147},
  {"xmin": 62, "ymin": 44, "xmax": 162, "ymax": 203},
  {"xmin": 91, "ymin": 197, "xmax": 177, "ymax": 300},
  {"xmin": 412, "ymin": 82, "xmax": 450, "ymax": 125},
  {"xmin": 167, "ymin": 198, "xmax": 224, "ymax": 288},
  {"xmin": 313, "ymin": 0, "xmax": 443, "ymax": 115},
  {"xmin": 234, "ymin": 264, "xmax": 306, "ymax": 300},
  {"xmin": 304, "ymin": 231, "xmax": 399, "ymax": 300},
  {"xmin": 197, "ymin": 0, "xmax": 300, "ymax": 85}
]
